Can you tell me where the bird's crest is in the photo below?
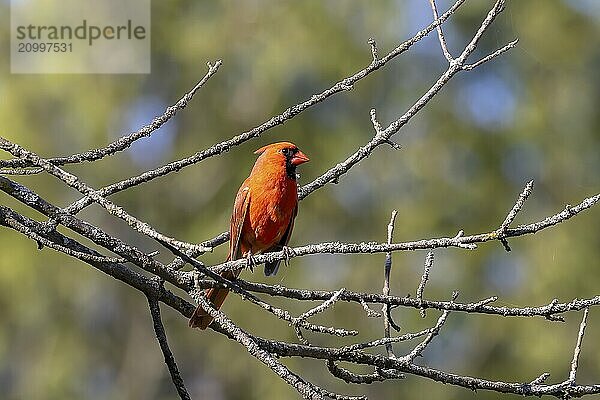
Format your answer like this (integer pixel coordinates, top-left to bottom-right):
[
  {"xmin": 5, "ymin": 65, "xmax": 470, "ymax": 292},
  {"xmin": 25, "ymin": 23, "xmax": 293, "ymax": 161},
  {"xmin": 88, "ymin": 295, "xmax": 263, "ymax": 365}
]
[{"xmin": 254, "ymin": 142, "xmax": 297, "ymax": 155}]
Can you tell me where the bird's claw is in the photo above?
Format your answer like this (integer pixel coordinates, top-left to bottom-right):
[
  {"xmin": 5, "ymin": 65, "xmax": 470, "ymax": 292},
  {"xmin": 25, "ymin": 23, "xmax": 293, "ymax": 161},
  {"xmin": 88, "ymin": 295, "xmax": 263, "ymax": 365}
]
[
  {"xmin": 282, "ymin": 246, "xmax": 293, "ymax": 267},
  {"xmin": 245, "ymin": 251, "xmax": 256, "ymax": 273}
]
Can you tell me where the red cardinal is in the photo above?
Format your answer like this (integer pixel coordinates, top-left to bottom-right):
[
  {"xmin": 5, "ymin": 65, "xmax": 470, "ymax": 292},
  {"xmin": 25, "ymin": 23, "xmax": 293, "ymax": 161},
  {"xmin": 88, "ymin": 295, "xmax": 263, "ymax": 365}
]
[{"xmin": 189, "ymin": 142, "xmax": 309, "ymax": 329}]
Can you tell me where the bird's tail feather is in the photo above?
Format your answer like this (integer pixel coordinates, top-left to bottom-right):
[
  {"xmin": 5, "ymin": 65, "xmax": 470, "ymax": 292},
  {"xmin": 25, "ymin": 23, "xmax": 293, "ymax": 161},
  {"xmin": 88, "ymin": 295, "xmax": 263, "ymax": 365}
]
[
  {"xmin": 264, "ymin": 259, "xmax": 281, "ymax": 276},
  {"xmin": 189, "ymin": 270, "xmax": 236, "ymax": 329}
]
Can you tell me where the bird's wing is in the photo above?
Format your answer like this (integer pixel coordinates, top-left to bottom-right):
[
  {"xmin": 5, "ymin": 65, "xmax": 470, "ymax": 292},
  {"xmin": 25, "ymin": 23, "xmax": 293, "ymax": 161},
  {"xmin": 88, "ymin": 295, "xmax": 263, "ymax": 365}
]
[
  {"xmin": 229, "ymin": 185, "xmax": 251, "ymax": 261},
  {"xmin": 264, "ymin": 204, "xmax": 297, "ymax": 276}
]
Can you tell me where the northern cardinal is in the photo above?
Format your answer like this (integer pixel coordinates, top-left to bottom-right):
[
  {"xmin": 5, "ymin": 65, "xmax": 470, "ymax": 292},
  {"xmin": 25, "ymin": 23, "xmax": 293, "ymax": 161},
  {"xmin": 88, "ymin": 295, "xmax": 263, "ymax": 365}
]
[{"xmin": 189, "ymin": 142, "xmax": 309, "ymax": 329}]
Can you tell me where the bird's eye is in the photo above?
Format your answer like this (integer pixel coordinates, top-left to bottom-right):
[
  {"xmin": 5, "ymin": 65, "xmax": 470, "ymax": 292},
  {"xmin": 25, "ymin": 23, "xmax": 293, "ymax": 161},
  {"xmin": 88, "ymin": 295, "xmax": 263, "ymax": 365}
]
[{"xmin": 282, "ymin": 148, "xmax": 291, "ymax": 157}]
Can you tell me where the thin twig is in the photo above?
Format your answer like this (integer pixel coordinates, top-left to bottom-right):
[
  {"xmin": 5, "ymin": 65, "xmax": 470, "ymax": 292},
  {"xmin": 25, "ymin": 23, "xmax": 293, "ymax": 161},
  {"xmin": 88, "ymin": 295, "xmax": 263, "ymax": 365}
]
[
  {"xmin": 0, "ymin": 61, "xmax": 222, "ymax": 170},
  {"xmin": 360, "ymin": 299, "xmax": 382, "ymax": 318},
  {"xmin": 386, "ymin": 307, "xmax": 403, "ymax": 332},
  {"xmin": 382, "ymin": 210, "xmax": 398, "ymax": 357},
  {"xmin": 462, "ymin": 39, "xmax": 519, "ymax": 70},
  {"xmin": 0, "ymin": 167, "xmax": 45, "ymax": 175},
  {"xmin": 147, "ymin": 296, "xmax": 192, "ymax": 400},
  {"xmin": 530, "ymin": 372, "xmax": 551, "ymax": 386},
  {"xmin": 341, "ymin": 328, "xmax": 432, "ymax": 352},
  {"xmin": 292, "ymin": 288, "xmax": 348, "ymax": 345},
  {"xmin": 416, "ymin": 252, "xmax": 435, "ymax": 317},
  {"xmin": 327, "ymin": 360, "xmax": 386, "ymax": 384},
  {"xmin": 402, "ymin": 310, "xmax": 450, "ymax": 362},
  {"xmin": 498, "ymin": 180, "xmax": 534, "ymax": 251},
  {"xmin": 428, "ymin": 0, "xmax": 454, "ymax": 62},
  {"xmin": 370, "ymin": 108, "xmax": 383, "ymax": 133},
  {"xmin": 568, "ymin": 308, "xmax": 589, "ymax": 384},
  {"xmin": 500, "ymin": 180, "xmax": 535, "ymax": 230},
  {"xmin": 368, "ymin": 38, "xmax": 378, "ymax": 62},
  {"xmin": 297, "ymin": 288, "xmax": 346, "ymax": 321}
]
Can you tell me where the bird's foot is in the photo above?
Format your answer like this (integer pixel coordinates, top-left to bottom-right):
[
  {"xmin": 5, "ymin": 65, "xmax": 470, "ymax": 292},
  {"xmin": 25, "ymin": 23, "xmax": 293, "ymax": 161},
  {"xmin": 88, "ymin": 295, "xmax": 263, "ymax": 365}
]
[
  {"xmin": 245, "ymin": 251, "xmax": 256, "ymax": 273},
  {"xmin": 281, "ymin": 246, "xmax": 294, "ymax": 267}
]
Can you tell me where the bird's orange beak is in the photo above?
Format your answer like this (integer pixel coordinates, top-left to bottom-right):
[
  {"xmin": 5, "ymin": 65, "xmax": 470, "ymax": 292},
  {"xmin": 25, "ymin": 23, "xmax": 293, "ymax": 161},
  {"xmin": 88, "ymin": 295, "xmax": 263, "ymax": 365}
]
[{"xmin": 290, "ymin": 150, "xmax": 309, "ymax": 166}]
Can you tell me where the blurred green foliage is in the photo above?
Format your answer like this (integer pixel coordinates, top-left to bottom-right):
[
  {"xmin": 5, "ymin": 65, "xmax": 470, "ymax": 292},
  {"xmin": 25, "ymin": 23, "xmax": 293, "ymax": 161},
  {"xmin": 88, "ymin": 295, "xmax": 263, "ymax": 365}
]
[{"xmin": 1, "ymin": 1, "xmax": 599, "ymax": 399}]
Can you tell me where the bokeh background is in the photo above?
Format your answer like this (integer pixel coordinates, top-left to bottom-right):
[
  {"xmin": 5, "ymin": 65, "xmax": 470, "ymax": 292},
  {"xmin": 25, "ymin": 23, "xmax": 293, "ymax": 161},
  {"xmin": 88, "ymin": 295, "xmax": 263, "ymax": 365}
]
[{"xmin": 1, "ymin": 1, "xmax": 599, "ymax": 399}]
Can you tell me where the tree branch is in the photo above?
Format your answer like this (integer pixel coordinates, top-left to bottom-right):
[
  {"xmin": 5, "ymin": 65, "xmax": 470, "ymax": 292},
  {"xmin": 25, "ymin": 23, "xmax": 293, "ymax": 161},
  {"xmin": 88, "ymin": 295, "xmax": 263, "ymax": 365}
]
[
  {"xmin": 0, "ymin": 61, "xmax": 222, "ymax": 171},
  {"xmin": 210, "ymin": 189, "xmax": 600, "ymax": 273},
  {"xmin": 0, "ymin": 137, "xmax": 210, "ymax": 254},
  {"xmin": 0, "ymin": 175, "xmax": 187, "ymax": 288}
]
